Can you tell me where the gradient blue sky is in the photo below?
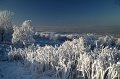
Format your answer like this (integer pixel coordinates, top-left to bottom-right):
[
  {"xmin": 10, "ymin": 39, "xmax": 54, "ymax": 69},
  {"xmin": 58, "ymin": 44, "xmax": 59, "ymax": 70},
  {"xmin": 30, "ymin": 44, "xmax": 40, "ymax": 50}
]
[{"xmin": 0, "ymin": 0, "xmax": 120, "ymax": 32}]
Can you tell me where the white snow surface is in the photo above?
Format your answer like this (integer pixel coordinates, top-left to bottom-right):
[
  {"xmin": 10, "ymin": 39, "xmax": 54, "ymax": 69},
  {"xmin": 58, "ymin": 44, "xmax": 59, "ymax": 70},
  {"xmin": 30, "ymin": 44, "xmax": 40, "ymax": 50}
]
[{"xmin": 0, "ymin": 61, "xmax": 52, "ymax": 79}]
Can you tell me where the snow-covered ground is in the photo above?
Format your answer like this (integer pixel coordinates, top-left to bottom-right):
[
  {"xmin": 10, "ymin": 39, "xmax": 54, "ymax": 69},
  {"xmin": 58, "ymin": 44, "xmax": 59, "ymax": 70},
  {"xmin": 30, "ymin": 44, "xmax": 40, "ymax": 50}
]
[
  {"xmin": 0, "ymin": 61, "xmax": 53, "ymax": 79},
  {"xmin": 0, "ymin": 61, "xmax": 35, "ymax": 79}
]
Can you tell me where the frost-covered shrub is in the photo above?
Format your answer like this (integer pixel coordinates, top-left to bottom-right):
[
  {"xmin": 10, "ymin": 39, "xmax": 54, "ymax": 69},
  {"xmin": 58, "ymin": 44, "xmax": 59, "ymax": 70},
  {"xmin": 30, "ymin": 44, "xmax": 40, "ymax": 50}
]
[
  {"xmin": 0, "ymin": 10, "xmax": 14, "ymax": 42},
  {"xmin": 12, "ymin": 20, "xmax": 35, "ymax": 45},
  {"xmin": 117, "ymin": 38, "xmax": 120, "ymax": 43},
  {"xmin": 83, "ymin": 34, "xmax": 97, "ymax": 51},
  {"xmin": 8, "ymin": 35, "xmax": 120, "ymax": 79},
  {"xmin": 36, "ymin": 32, "xmax": 79, "ymax": 41},
  {"xmin": 98, "ymin": 35, "xmax": 115, "ymax": 48}
]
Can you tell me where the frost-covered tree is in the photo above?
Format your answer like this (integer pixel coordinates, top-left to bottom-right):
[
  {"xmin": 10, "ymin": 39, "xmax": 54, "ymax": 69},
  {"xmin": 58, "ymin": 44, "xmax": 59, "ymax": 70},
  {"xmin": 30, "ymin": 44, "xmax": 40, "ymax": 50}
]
[
  {"xmin": 12, "ymin": 20, "xmax": 35, "ymax": 45},
  {"xmin": 0, "ymin": 10, "xmax": 14, "ymax": 42}
]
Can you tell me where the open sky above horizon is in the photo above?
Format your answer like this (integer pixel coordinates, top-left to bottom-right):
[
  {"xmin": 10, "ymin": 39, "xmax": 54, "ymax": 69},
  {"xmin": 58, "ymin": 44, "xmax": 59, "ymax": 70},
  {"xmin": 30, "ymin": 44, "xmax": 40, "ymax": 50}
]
[{"xmin": 0, "ymin": 0, "xmax": 120, "ymax": 33}]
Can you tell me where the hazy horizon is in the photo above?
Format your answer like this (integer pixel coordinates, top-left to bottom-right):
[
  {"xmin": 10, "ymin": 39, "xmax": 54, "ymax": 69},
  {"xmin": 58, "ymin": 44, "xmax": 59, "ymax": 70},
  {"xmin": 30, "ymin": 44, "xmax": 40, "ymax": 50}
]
[{"xmin": 34, "ymin": 25, "xmax": 120, "ymax": 34}]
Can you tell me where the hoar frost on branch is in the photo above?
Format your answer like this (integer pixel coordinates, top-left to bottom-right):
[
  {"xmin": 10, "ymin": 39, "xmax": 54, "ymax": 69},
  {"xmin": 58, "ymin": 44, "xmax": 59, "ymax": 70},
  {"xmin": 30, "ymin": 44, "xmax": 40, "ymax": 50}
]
[{"xmin": 12, "ymin": 20, "xmax": 35, "ymax": 45}]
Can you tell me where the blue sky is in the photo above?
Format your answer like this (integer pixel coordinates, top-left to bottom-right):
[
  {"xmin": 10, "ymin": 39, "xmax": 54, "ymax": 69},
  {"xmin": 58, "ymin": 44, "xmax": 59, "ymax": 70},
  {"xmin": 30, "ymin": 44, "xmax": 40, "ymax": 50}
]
[{"xmin": 0, "ymin": 0, "xmax": 120, "ymax": 33}]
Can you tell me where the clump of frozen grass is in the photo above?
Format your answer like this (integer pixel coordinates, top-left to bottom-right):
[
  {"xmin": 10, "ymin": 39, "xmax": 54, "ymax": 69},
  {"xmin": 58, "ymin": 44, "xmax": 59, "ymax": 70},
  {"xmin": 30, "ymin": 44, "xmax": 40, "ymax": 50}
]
[{"xmin": 8, "ymin": 35, "xmax": 120, "ymax": 79}]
